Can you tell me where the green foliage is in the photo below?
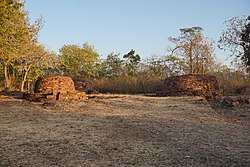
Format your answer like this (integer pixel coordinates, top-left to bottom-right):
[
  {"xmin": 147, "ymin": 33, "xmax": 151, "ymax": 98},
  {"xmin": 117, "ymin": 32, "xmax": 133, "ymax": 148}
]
[
  {"xmin": 103, "ymin": 52, "xmax": 123, "ymax": 78},
  {"xmin": 145, "ymin": 55, "xmax": 185, "ymax": 78},
  {"xmin": 19, "ymin": 44, "xmax": 56, "ymax": 92},
  {"xmin": 164, "ymin": 55, "xmax": 186, "ymax": 76},
  {"xmin": 0, "ymin": 2, "xmax": 248, "ymax": 96},
  {"xmin": 0, "ymin": 0, "xmax": 56, "ymax": 91},
  {"xmin": 148, "ymin": 55, "xmax": 186, "ymax": 77},
  {"xmin": 123, "ymin": 49, "xmax": 141, "ymax": 76},
  {"xmin": 0, "ymin": 0, "xmax": 28, "ymax": 88},
  {"xmin": 58, "ymin": 43, "xmax": 99, "ymax": 79},
  {"xmin": 219, "ymin": 15, "xmax": 250, "ymax": 72}
]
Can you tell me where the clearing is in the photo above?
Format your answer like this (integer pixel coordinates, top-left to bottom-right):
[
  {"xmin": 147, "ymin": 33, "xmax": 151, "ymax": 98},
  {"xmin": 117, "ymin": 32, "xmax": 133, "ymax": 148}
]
[{"xmin": 0, "ymin": 94, "xmax": 250, "ymax": 167}]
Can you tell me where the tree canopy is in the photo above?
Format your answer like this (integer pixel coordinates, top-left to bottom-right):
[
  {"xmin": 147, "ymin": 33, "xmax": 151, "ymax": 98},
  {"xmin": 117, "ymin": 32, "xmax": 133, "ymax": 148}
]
[
  {"xmin": 104, "ymin": 52, "xmax": 123, "ymax": 78},
  {"xmin": 0, "ymin": 0, "xmax": 55, "ymax": 91},
  {"xmin": 169, "ymin": 27, "xmax": 215, "ymax": 74},
  {"xmin": 0, "ymin": 1, "xmax": 248, "ymax": 94},
  {"xmin": 123, "ymin": 49, "xmax": 141, "ymax": 76},
  {"xmin": 219, "ymin": 15, "xmax": 250, "ymax": 72},
  {"xmin": 58, "ymin": 43, "xmax": 99, "ymax": 79}
]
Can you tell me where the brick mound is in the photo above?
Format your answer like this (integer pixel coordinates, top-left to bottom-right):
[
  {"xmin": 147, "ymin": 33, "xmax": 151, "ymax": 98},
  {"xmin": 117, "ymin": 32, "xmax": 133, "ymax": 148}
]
[
  {"xmin": 35, "ymin": 75, "xmax": 76, "ymax": 94},
  {"xmin": 26, "ymin": 75, "xmax": 87, "ymax": 102},
  {"xmin": 157, "ymin": 74, "xmax": 221, "ymax": 97}
]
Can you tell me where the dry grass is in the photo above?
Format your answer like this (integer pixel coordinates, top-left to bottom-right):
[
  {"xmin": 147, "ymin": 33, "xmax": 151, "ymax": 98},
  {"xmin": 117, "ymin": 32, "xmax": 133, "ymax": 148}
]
[
  {"xmin": 0, "ymin": 94, "xmax": 250, "ymax": 166},
  {"xmin": 93, "ymin": 76, "xmax": 163, "ymax": 94}
]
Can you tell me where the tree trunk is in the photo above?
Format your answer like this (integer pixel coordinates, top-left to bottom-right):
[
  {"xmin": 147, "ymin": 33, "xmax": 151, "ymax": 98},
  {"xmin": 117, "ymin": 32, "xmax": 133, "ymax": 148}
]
[
  {"xmin": 20, "ymin": 78, "xmax": 26, "ymax": 92},
  {"xmin": 189, "ymin": 46, "xmax": 193, "ymax": 74},
  {"xmin": 4, "ymin": 62, "xmax": 12, "ymax": 90},
  {"xmin": 20, "ymin": 65, "xmax": 31, "ymax": 92}
]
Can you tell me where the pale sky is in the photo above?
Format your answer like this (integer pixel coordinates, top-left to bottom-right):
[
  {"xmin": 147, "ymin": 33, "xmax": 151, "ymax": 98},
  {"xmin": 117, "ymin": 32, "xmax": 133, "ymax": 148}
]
[{"xmin": 25, "ymin": 0, "xmax": 250, "ymax": 65}]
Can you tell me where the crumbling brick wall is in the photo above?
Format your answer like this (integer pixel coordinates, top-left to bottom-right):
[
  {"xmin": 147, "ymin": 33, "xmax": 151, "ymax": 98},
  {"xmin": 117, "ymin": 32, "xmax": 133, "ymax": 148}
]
[
  {"xmin": 74, "ymin": 80, "xmax": 95, "ymax": 94},
  {"xmin": 157, "ymin": 74, "xmax": 221, "ymax": 97}
]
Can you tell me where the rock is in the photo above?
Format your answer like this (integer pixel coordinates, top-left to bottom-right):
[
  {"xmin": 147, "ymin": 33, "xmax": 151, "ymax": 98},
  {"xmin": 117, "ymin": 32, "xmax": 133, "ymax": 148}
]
[
  {"xmin": 221, "ymin": 98, "xmax": 232, "ymax": 106},
  {"xmin": 231, "ymin": 101, "xmax": 240, "ymax": 107},
  {"xmin": 220, "ymin": 97, "xmax": 250, "ymax": 107}
]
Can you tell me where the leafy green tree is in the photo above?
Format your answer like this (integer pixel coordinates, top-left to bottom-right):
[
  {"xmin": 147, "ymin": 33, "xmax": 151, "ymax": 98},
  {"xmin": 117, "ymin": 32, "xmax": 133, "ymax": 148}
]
[
  {"xmin": 146, "ymin": 55, "xmax": 185, "ymax": 78},
  {"xmin": 104, "ymin": 52, "xmax": 123, "ymax": 77},
  {"xmin": 0, "ymin": 0, "xmax": 29, "ymax": 89},
  {"xmin": 123, "ymin": 49, "xmax": 141, "ymax": 76},
  {"xmin": 164, "ymin": 55, "xmax": 186, "ymax": 76},
  {"xmin": 0, "ymin": 0, "xmax": 46, "ymax": 91},
  {"xmin": 94, "ymin": 58, "xmax": 107, "ymax": 79},
  {"xmin": 58, "ymin": 43, "xmax": 99, "ymax": 79},
  {"xmin": 18, "ymin": 43, "xmax": 56, "ymax": 92},
  {"xmin": 146, "ymin": 56, "xmax": 167, "ymax": 78},
  {"xmin": 219, "ymin": 15, "xmax": 250, "ymax": 72},
  {"xmin": 169, "ymin": 27, "xmax": 215, "ymax": 74}
]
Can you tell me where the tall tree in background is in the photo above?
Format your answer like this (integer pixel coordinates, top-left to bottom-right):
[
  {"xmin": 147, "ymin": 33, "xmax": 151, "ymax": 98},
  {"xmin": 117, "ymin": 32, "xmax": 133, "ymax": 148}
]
[
  {"xmin": 219, "ymin": 15, "xmax": 250, "ymax": 72},
  {"xmin": 123, "ymin": 49, "xmax": 141, "ymax": 76},
  {"xmin": 146, "ymin": 56, "xmax": 168, "ymax": 78},
  {"xmin": 163, "ymin": 55, "xmax": 186, "ymax": 76},
  {"xmin": 104, "ymin": 52, "xmax": 123, "ymax": 78},
  {"xmin": 146, "ymin": 55, "xmax": 185, "ymax": 78},
  {"xmin": 58, "ymin": 43, "xmax": 99, "ymax": 79},
  {"xmin": 169, "ymin": 27, "xmax": 215, "ymax": 74}
]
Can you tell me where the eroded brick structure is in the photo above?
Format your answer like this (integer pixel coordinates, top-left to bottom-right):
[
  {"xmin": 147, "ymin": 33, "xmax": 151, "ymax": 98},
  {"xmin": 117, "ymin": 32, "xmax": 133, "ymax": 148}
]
[
  {"xmin": 157, "ymin": 74, "xmax": 221, "ymax": 97},
  {"xmin": 27, "ymin": 75, "xmax": 86, "ymax": 101}
]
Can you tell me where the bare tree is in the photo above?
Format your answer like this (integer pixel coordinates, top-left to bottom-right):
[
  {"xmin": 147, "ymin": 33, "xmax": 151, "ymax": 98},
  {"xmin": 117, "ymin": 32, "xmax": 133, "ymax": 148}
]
[
  {"xmin": 219, "ymin": 15, "xmax": 250, "ymax": 72},
  {"xmin": 169, "ymin": 27, "xmax": 215, "ymax": 74}
]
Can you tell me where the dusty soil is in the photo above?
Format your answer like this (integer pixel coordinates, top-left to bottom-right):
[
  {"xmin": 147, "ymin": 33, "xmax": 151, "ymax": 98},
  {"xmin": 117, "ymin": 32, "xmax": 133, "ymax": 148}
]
[{"xmin": 0, "ymin": 94, "xmax": 250, "ymax": 167}]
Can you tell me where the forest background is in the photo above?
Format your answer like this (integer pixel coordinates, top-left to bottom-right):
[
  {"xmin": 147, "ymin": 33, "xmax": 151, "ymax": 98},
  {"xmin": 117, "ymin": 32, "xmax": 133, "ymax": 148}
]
[{"xmin": 0, "ymin": 0, "xmax": 249, "ymax": 94}]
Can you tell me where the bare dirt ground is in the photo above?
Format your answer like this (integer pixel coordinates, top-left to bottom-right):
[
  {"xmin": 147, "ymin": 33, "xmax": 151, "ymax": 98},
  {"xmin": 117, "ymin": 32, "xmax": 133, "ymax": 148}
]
[{"xmin": 0, "ymin": 94, "xmax": 250, "ymax": 167}]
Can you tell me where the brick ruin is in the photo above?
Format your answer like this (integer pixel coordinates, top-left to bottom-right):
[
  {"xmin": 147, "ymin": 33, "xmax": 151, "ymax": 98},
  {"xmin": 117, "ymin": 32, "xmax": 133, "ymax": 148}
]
[
  {"xmin": 157, "ymin": 74, "xmax": 221, "ymax": 97},
  {"xmin": 26, "ymin": 75, "xmax": 87, "ymax": 102},
  {"xmin": 74, "ymin": 80, "xmax": 96, "ymax": 94}
]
